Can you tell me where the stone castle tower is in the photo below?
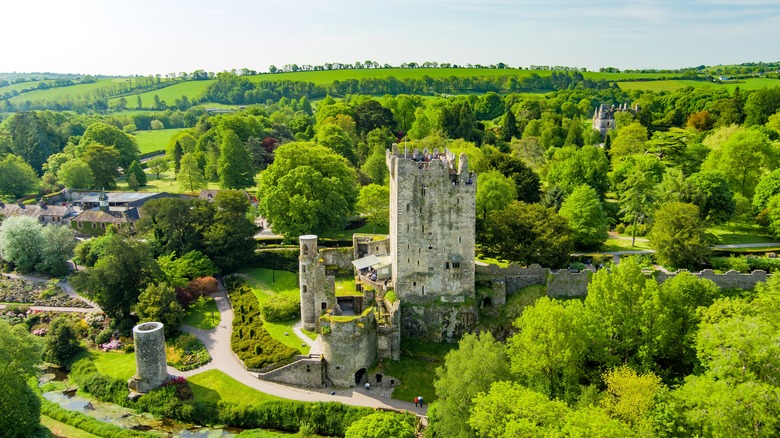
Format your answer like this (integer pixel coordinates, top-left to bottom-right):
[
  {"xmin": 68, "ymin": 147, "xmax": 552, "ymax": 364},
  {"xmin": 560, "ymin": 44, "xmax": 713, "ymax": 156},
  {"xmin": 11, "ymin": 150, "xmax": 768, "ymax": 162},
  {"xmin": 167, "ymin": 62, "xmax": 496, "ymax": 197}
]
[
  {"xmin": 386, "ymin": 146, "xmax": 477, "ymax": 340},
  {"xmin": 299, "ymin": 235, "xmax": 335, "ymax": 332}
]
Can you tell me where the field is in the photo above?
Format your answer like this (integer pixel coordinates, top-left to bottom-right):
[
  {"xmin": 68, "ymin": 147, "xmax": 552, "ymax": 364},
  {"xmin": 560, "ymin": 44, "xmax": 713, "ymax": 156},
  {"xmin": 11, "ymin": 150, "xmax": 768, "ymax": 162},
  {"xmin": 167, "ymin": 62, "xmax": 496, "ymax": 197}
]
[
  {"xmin": 131, "ymin": 128, "xmax": 186, "ymax": 155},
  {"xmin": 618, "ymin": 77, "xmax": 780, "ymax": 92},
  {"xmin": 708, "ymin": 223, "xmax": 777, "ymax": 245},
  {"xmin": 182, "ymin": 297, "xmax": 220, "ymax": 330},
  {"xmin": 91, "ymin": 351, "xmax": 137, "ymax": 381},
  {"xmin": 116, "ymin": 169, "xmax": 257, "ymax": 195},
  {"xmin": 108, "ymin": 80, "xmax": 214, "ymax": 108},
  {"xmin": 187, "ymin": 369, "xmax": 279, "ymax": 405},
  {"xmin": 0, "ymin": 80, "xmax": 49, "ymax": 94},
  {"xmin": 6, "ymin": 78, "xmax": 118, "ymax": 104}
]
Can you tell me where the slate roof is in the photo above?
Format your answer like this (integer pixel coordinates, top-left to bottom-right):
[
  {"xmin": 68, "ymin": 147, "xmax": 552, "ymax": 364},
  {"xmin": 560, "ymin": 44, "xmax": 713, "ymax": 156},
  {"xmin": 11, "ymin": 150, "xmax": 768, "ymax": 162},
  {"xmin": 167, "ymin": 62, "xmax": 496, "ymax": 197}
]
[{"xmin": 0, "ymin": 203, "xmax": 70, "ymax": 220}]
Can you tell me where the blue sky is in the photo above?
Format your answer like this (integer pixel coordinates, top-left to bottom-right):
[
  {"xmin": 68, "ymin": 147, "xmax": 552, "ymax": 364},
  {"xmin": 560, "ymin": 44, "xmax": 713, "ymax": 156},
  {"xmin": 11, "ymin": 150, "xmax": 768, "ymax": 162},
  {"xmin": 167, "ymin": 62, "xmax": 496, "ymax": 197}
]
[{"xmin": 3, "ymin": 0, "xmax": 779, "ymax": 75}]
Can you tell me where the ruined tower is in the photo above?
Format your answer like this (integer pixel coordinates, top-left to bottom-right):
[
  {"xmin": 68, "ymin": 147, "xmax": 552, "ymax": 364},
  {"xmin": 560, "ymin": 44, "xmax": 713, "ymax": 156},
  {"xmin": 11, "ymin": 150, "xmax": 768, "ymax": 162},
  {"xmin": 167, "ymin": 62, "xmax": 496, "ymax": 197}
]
[
  {"xmin": 299, "ymin": 235, "xmax": 335, "ymax": 332},
  {"xmin": 128, "ymin": 322, "xmax": 168, "ymax": 393},
  {"xmin": 386, "ymin": 147, "xmax": 477, "ymax": 340}
]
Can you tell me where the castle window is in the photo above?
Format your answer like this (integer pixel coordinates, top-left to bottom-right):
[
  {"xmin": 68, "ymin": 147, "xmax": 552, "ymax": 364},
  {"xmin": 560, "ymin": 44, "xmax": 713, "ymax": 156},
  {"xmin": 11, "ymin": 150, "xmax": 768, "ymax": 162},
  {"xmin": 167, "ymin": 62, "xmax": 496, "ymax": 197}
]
[
  {"xmin": 407, "ymin": 204, "xmax": 410, "ymax": 212},
  {"xmin": 417, "ymin": 261, "xmax": 420, "ymax": 266},
  {"xmin": 413, "ymin": 282, "xmax": 417, "ymax": 286},
  {"xmin": 407, "ymin": 258, "xmax": 410, "ymax": 263},
  {"xmin": 445, "ymin": 262, "xmax": 450, "ymax": 269},
  {"xmin": 321, "ymin": 302, "xmax": 327, "ymax": 310},
  {"xmin": 421, "ymin": 225, "xmax": 425, "ymax": 233},
  {"xmin": 428, "ymin": 267, "xmax": 433, "ymax": 272},
  {"xmin": 422, "ymin": 285, "xmax": 425, "ymax": 295},
  {"xmin": 303, "ymin": 285, "xmax": 307, "ymax": 293},
  {"xmin": 453, "ymin": 262, "xmax": 461, "ymax": 269},
  {"xmin": 459, "ymin": 237, "xmax": 462, "ymax": 243},
  {"xmin": 428, "ymin": 244, "xmax": 433, "ymax": 249},
  {"xmin": 407, "ymin": 225, "xmax": 410, "ymax": 232},
  {"xmin": 302, "ymin": 265, "xmax": 306, "ymax": 273},
  {"xmin": 306, "ymin": 365, "xmax": 311, "ymax": 373},
  {"xmin": 422, "ymin": 186, "xmax": 426, "ymax": 196},
  {"xmin": 420, "ymin": 206, "xmax": 422, "ymax": 213},
  {"xmin": 302, "ymin": 244, "xmax": 309, "ymax": 255}
]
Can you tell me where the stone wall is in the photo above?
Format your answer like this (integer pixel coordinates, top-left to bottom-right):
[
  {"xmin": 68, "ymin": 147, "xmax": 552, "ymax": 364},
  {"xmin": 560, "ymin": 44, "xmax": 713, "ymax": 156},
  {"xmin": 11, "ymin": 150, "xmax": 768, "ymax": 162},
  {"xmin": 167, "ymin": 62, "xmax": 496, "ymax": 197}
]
[
  {"xmin": 256, "ymin": 356, "xmax": 326, "ymax": 387},
  {"xmin": 321, "ymin": 247, "xmax": 354, "ymax": 272},
  {"xmin": 476, "ymin": 263, "xmax": 772, "ymax": 299},
  {"xmin": 401, "ymin": 300, "xmax": 477, "ymax": 342},
  {"xmin": 377, "ymin": 300, "xmax": 401, "ymax": 361}
]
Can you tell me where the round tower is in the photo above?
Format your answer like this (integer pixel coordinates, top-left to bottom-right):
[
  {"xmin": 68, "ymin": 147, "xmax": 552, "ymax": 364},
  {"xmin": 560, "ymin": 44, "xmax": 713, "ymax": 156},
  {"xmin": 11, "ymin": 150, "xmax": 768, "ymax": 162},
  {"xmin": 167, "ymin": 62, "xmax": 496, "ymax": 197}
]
[
  {"xmin": 299, "ymin": 235, "xmax": 319, "ymax": 331},
  {"xmin": 128, "ymin": 322, "xmax": 168, "ymax": 393}
]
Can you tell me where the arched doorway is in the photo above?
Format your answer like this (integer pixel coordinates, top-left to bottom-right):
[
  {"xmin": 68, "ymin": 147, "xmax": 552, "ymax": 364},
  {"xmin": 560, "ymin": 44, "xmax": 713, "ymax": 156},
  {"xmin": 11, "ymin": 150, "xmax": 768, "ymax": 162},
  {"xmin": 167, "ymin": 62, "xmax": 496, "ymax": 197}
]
[
  {"xmin": 482, "ymin": 297, "xmax": 492, "ymax": 308},
  {"xmin": 355, "ymin": 368, "xmax": 367, "ymax": 385},
  {"xmin": 375, "ymin": 374, "xmax": 383, "ymax": 384}
]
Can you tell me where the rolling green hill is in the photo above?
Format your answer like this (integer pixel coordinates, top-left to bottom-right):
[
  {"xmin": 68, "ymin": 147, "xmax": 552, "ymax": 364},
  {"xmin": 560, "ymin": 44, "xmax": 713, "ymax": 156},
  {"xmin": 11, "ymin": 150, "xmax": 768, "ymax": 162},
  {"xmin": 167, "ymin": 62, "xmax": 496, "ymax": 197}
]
[
  {"xmin": 108, "ymin": 80, "xmax": 214, "ymax": 108},
  {"xmin": 618, "ymin": 77, "xmax": 780, "ymax": 92},
  {"xmin": 6, "ymin": 78, "xmax": 118, "ymax": 104}
]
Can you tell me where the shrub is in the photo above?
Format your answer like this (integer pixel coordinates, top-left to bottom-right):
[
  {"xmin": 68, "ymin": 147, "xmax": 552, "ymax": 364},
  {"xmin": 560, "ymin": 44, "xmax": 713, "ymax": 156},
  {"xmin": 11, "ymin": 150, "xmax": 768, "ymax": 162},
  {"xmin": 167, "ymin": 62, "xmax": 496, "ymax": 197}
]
[
  {"xmin": 615, "ymin": 223, "xmax": 626, "ymax": 234},
  {"xmin": 228, "ymin": 279, "xmax": 297, "ymax": 369},
  {"xmin": 41, "ymin": 399, "xmax": 151, "ymax": 438},
  {"xmin": 176, "ymin": 276, "xmax": 218, "ymax": 307},
  {"xmin": 711, "ymin": 256, "xmax": 750, "ymax": 273},
  {"xmin": 253, "ymin": 249, "xmax": 299, "ymax": 272},
  {"xmin": 94, "ymin": 327, "xmax": 113, "ymax": 345},
  {"xmin": 259, "ymin": 294, "xmax": 300, "ymax": 322},
  {"xmin": 166, "ymin": 333, "xmax": 211, "ymax": 371}
]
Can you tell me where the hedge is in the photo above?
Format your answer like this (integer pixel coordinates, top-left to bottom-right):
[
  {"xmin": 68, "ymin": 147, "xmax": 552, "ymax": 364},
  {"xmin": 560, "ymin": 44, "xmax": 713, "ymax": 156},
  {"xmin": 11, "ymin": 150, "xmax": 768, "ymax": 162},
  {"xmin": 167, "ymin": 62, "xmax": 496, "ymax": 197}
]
[
  {"xmin": 253, "ymin": 249, "xmax": 299, "ymax": 272},
  {"xmin": 228, "ymin": 279, "xmax": 298, "ymax": 369},
  {"xmin": 259, "ymin": 294, "xmax": 300, "ymax": 322}
]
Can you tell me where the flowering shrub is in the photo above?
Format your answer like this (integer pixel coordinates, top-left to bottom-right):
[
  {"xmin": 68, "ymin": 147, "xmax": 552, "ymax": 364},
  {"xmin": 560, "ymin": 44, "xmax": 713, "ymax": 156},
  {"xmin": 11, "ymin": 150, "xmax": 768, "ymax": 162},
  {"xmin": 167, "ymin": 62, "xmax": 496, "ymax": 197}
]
[
  {"xmin": 32, "ymin": 327, "xmax": 48, "ymax": 336},
  {"xmin": 100, "ymin": 339, "xmax": 122, "ymax": 351}
]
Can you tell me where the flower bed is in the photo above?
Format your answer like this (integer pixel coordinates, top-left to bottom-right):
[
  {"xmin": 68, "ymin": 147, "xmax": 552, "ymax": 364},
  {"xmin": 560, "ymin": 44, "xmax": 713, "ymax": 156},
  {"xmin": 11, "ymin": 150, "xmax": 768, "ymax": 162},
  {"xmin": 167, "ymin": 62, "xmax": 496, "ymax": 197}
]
[
  {"xmin": 166, "ymin": 333, "xmax": 212, "ymax": 371},
  {"xmin": 0, "ymin": 276, "xmax": 89, "ymax": 308}
]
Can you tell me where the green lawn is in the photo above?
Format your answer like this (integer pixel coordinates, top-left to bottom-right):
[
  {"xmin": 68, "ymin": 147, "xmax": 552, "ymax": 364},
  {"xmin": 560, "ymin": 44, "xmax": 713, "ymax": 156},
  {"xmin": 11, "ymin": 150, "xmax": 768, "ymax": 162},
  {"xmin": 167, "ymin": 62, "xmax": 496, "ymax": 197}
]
[
  {"xmin": 264, "ymin": 319, "xmax": 310, "ymax": 354},
  {"xmin": 598, "ymin": 236, "xmax": 653, "ymax": 252},
  {"xmin": 116, "ymin": 169, "xmax": 257, "ymax": 195},
  {"xmin": 708, "ymin": 223, "xmax": 777, "ymax": 245},
  {"xmin": 381, "ymin": 340, "xmax": 457, "ymax": 404},
  {"xmin": 476, "ymin": 255, "xmax": 510, "ymax": 267},
  {"xmin": 132, "ymin": 128, "xmax": 186, "ymax": 155},
  {"xmin": 187, "ymin": 369, "xmax": 279, "ymax": 405},
  {"xmin": 240, "ymin": 268, "xmax": 299, "ymax": 303},
  {"xmin": 6, "ymin": 78, "xmax": 118, "ymax": 104},
  {"xmin": 41, "ymin": 415, "xmax": 101, "ymax": 438},
  {"xmin": 91, "ymin": 351, "xmax": 137, "ymax": 381},
  {"xmin": 183, "ymin": 297, "xmax": 220, "ymax": 330},
  {"xmin": 335, "ymin": 276, "xmax": 359, "ymax": 297}
]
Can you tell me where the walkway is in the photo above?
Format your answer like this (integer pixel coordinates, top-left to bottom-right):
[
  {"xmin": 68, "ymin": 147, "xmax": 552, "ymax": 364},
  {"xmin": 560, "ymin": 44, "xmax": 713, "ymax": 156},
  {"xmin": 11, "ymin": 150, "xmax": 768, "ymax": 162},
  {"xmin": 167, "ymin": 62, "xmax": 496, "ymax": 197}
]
[{"xmin": 175, "ymin": 281, "xmax": 426, "ymax": 416}]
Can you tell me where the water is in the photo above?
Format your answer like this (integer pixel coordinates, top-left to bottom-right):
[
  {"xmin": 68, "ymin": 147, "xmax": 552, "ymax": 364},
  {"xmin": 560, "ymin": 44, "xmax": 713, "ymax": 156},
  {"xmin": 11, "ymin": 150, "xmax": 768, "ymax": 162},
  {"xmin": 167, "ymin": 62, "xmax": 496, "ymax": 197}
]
[{"xmin": 41, "ymin": 368, "xmax": 242, "ymax": 438}]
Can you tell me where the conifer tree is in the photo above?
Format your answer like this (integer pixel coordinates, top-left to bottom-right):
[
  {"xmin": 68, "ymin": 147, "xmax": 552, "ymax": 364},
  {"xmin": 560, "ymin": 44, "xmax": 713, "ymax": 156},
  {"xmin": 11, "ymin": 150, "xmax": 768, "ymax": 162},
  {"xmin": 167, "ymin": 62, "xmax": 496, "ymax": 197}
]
[
  {"xmin": 127, "ymin": 160, "xmax": 147, "ymax": 186},
  {"xmin": 218, "ymin": 131, "xmax": 255, "ymax": 189}
]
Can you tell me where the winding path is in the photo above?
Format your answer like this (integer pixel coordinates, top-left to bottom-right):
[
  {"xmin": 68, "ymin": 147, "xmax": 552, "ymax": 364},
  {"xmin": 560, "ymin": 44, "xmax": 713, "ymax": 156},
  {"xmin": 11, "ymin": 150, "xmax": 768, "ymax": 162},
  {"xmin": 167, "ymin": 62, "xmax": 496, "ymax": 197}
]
[{"xmin": 174, "ymin": 281, "xmax": 427, "ymax": 416}]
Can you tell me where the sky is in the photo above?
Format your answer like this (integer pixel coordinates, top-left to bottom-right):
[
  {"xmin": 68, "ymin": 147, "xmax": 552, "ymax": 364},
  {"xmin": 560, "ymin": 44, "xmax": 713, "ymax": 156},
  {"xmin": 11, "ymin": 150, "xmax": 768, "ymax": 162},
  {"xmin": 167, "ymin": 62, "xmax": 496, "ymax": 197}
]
[{"xmin": 3, "ymin": 0, "xmax": 780, "ymax": 76}]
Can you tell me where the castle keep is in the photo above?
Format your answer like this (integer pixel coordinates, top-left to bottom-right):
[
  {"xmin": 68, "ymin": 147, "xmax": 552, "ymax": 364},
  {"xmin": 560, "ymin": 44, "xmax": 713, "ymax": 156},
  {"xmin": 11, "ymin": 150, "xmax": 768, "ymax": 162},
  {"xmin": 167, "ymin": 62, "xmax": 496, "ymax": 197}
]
[{"xmin": 261, "ymin": 145, "xmax": 477, "ymax": 388}]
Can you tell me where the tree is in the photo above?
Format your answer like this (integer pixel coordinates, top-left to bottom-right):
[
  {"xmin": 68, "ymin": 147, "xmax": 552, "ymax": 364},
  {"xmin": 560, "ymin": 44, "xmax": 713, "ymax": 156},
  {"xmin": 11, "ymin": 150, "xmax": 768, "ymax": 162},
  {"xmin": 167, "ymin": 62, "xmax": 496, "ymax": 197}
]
[
  {"xmin": 344, "ymin": 412, "xmax": 415, "ymax": 438},
  {"xmin": 45, "ymin": 316, "xmax": 81, "ymax": 367},
  {"xmin": 618, "ymin": 169, "xmax": 656, "ymax": 246},
  {"xmin": 316, "ymin": 124, "xmax": 358, "ymax": 166},
  {"xmin": 499, "ymin": 109, "xmax": 519, "ymax": 141},
  {"xmin": 686, "ymin": 171, "xmax": 736, "ymax": 223},
  {"xmin": 610, "ymin": 122, "xmax": 648, "ymax": 161},
  {"xmin": 356, "ymin": 184, "xmax": 389, "ymax": 232},
  {"xmin": 753, "ymin": 167, "xmax": 780, "ymax": 212},
  {"xmin": 82, "ymin": 144, "xmax": 120, "ymax": 189},
  {"xmin": 158, "ymin": 250, "xmax": 219, "ymax": 285},
  {"xmin": 147, "ymin": 156, "xmax": 170, "ymax": 180},
  {"xmin": 257, "ymin": 142, "xmax": 358, "ymax": 239},
  {"xmin": 71, "ymin": 234, "xmax": 161, "ymax": 327},
  {"xmin": 57, "ymin": 159, "xmax": 94, "ymax": 189},
  {"xmin": 0, "ymin": 154, "xmax": 39, "ymax": 197},
  {"xmin": 127, "ymin": 160, "xmax": 147, "ymax": 187},
  {"xmin": 138, "ymin": 197, "xmax": 213, "ymax": 257},
  {"xmin": 134, "ymin": 282, "xmax": 184, "ymax": 337},
  {"xmin": 218, "ymin": 130, "xmax": 255, "ymax": 189},
  {"xmin": 203, "ymin": 190, "xmax": 256, "ymax": 272},
  {"xmin": 649, "ymin": 202, "xmax": 711, "ymax": 270},
  {"xmin": 559, "ymin": 185, "xmax": 609, "ymax": 249},
  {"xmin": 479, "ymin": 201, "xmax": 572, "ymax": 268},
  {"xmin": 0, "ymin": 320, "xmax": 44, "ymax": 438},
  {"xmin": 478, "ymin": 148, "xmax": 541, "ymax": 203},
  {"xmin": 0, "ymin": 216, "xmax": 43, "ymax": 273},
  {"xmin": 172, "ymin": 140, "xmax": 184, "ymax": 173},
  {"xmin": 508, "ymin": 297, "xmax": 588, "ymax": 400},
  {"xmin": 702, "ymin": 126, "xmax": 778, "ymax": 198},
  {"xmin": 353, "ymin": 99, "xmax": 396, "ymax": 136},
  {"xmin": 177, "ymin": 153, "xmax": 207, "ymax": 192},
  {"xmin": 545, "ymin": 145, "xmax": 610, "ymax": 198},
  {"xmin": 80, "ymin": 122, "xmax": 139, "ymax": 169},
  {"xmin": 476, "ymin": 170, "xmax": 517, "ymax": 221},
  {"xmin": 563, "ymin": 118, "xmax": 584, "ymax": 147},
  {"xmin": 38, "ymin": 225, "xmax": 76, "ymax": 277},
  {"xmin": 429, "ymin": 332, "xmax": 509, "ymax": 438}
]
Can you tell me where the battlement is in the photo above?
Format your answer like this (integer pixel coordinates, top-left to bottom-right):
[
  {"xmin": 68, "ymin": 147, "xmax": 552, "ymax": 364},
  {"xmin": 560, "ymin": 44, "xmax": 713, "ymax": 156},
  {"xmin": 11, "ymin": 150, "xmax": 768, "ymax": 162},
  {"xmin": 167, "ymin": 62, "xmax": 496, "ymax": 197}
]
[
  {"xmin": 386, "ymin": 146, "xmax": 474, "ymax": 186},
  {"xmin": 320, "ymin": 306, "xmax": 376, "ymax": 335}
]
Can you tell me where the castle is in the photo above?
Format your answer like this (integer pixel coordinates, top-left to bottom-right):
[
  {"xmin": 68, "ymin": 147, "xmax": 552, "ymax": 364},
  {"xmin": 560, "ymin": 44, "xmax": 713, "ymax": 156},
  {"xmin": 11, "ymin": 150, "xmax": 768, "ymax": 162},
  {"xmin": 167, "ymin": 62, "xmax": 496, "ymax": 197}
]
[
  {"xmin": 257, "ymin": 145, "xmax": 478, "ymax": 388},
  {"xmin": 592, "ymin": 103, "xmax": 640, "ymax": 137}
]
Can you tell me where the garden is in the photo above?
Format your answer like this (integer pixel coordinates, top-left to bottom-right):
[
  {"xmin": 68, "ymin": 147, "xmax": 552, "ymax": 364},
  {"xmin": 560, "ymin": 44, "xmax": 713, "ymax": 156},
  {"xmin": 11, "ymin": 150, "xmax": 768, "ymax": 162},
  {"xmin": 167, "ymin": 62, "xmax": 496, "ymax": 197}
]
[{"xmin": 0, "ymin": 276, "xmax": 89, "ymax": 308}]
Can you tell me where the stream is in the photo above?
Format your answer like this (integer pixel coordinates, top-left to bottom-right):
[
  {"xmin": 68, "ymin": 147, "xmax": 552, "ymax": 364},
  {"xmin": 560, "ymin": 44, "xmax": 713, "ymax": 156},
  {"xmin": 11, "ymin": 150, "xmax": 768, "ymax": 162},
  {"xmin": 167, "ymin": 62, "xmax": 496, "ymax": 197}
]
[{"xmin": 40, "ymin": 369, "xmax": 242, "ymax": 438}]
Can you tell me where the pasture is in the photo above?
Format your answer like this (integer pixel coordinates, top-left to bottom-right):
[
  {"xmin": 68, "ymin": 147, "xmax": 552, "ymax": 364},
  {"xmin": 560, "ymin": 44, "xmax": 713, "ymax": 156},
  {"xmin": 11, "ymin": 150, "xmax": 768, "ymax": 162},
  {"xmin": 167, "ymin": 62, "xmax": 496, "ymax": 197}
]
[
  {"xmin": 108, "ymin": 80, "xmax": 214, "ymax": 108},
  {"xmin": 132, "ymin": 127, "xmax": 186, "ymax": 155},
  {"xmin": 618, "ymin": 77, "xmax": 780, "ymax": 92},
  {"xmin": 6, "ymin": 78, "xmax": 118, "ymax": 104}
]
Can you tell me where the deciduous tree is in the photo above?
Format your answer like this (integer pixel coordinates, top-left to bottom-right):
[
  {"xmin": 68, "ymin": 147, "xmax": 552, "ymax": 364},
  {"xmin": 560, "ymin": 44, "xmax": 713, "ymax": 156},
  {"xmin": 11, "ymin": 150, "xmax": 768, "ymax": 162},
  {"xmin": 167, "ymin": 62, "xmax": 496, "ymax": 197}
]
[
  {"xmin": 0, "ymin": 154, "xmax": 39, "ymax": 197},
  {"xmin": 356, "ymin": 184, "xmax": 389, "ymax": 232},
  {"xmin": 559, "ymin": 185, "xmax": 609, "ymax": 249},
  {"xmin": 177, "ymin": 153, "xmax": 207, "ymax": 192},
  {"xmin": 134, "ymin": 282, "xmax": 184, "ymax": 337},
  {"xmin": 649, "ymin": 202, "xmax": 711, "ymax": 270},
  {"xmin": 58, "ymin": 159, "xmax": 94, "ymax": 189},
  {"xmin": 0, "ymin": 320, "xmax": 44, "ymax": 438},
  {"xmin": 218, "ymin": 130, "xmax": 255, "ymax": 189}
]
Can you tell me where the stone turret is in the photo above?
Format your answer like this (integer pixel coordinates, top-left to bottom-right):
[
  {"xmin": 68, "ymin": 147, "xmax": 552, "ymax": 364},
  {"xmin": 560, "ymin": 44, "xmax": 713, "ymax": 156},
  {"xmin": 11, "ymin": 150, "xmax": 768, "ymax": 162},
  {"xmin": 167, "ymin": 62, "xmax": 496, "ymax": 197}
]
[
  {"xmin": 320, "ymin": 309, "xmax": 377, "ymax": 386},
  {"xmin": 128, "ymin": 322, "xmax": 168, "ymax": 393},
  {"xmin": 299, "ymin": 235, "xmax": 336, "ymax": 332}
]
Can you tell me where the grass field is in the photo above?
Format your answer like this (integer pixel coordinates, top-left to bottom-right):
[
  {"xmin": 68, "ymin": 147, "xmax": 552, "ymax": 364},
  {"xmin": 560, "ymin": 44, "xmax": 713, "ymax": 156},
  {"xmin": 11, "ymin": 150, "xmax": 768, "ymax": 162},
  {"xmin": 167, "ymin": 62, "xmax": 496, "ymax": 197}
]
[
  {"xmin": 320, "ymin": 221, "xmax": 388, "ymax": 240},
  {"xmin": 708, "ymin": 222, "xmax": 777, "ymax": 245},
  {"xmin": 6, "ymin": 78, "xmax": 117, "ymax": 104},
  {"xmin": 132, "ymin": 128, "xmax": 186, "ymax": 155},
  {"xmin": 41, "ymin": 416, "xmax": 101, "ymax": 438},
  {"xmin": 183, "ymin": 297, "xmax": 220, "ymax": 330},
  {"xmin": 0, "ymin": 80, "xmax": 49, "ymax": 94},
  {"xmin": 264, "ymin": 319, "xmax": 311, "ymax": 354},
  {"xmin": 108, "ymin": 80, "xmax": 214, "ymax": 108},
  {"xmin": 187, "ymin": 369, "xmax": 279, "ymax": 405},
  {"xmin": 599, "ymin": 236, "xmax": 653, "ymax": 252},
  {"xmin": 116, "ymin": 169, "xmax": 256, "ymax": 195},
  {"xmin": 618, "ymin": 77, "xmax": 780, "ymax": 92},
  {"xmin": 381, "ymin": 339, "xmax": 457, "ymax": 404},
  {"xmin": 91, "ymin": 351, "xmax": 137, "ymax": 381}
]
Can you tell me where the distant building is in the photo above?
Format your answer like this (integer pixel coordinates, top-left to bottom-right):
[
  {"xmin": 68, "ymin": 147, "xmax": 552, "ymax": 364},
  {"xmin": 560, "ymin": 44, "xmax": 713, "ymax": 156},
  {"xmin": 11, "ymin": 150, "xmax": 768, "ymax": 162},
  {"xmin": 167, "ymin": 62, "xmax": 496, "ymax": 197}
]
[
  {"xmin": 592, "ymin": 103, "xmax": 640, "ymax": 137},
  {"xmin": 0, "ymin": 201, "xmax": 72, "ymax": 225},
  {"xmin": 67, "ymin": 190, "xmax": 175, "ymax": 236}
]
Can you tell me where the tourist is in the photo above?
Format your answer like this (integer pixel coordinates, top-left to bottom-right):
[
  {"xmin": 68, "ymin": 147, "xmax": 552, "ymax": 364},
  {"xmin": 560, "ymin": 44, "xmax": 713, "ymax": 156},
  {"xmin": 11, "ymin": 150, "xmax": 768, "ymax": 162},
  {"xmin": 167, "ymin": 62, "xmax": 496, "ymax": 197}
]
[
  {"xmin": 414, "ymin": 396, "xmax": 419, "ymax": 407},
  {"xmin": 418, "ymin": 396, "xmax": 423, "ymax": 407}
]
